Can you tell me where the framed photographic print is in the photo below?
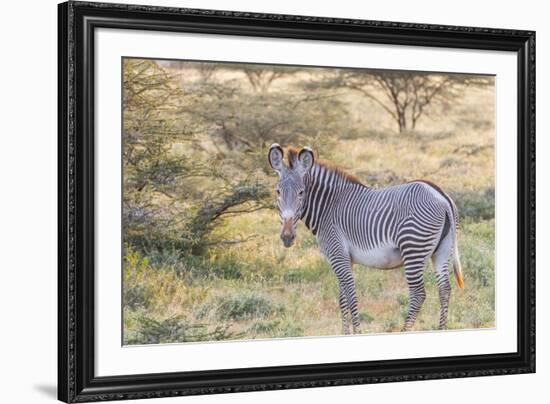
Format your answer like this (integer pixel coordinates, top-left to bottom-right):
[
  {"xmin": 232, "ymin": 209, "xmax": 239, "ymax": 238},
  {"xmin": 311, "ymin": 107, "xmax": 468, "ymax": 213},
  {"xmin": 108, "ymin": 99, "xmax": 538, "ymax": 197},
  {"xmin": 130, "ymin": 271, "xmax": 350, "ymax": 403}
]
[{"xmin": 58, "ymin": 1, "xmax": 535, "ymax": 402}]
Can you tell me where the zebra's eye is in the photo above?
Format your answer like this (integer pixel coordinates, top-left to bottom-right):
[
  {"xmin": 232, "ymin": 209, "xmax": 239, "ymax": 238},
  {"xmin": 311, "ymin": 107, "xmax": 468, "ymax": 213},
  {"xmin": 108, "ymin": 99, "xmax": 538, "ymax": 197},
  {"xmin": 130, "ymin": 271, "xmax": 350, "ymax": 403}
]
[
  {"xmin": 298, "ymin": 190, "xmax": 304, "ymax": 197},
  {"xmin": 276, "ymin": 189, "xmax": 281, "ymax": 196}
]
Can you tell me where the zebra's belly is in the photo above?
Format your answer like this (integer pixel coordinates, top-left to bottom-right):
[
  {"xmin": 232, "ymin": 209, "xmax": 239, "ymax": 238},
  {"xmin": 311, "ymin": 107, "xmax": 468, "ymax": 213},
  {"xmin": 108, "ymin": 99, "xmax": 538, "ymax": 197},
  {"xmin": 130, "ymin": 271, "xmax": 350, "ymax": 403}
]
[{"xmin": 349, "ymin": 244, "xmax": 403, "ymax": 269}]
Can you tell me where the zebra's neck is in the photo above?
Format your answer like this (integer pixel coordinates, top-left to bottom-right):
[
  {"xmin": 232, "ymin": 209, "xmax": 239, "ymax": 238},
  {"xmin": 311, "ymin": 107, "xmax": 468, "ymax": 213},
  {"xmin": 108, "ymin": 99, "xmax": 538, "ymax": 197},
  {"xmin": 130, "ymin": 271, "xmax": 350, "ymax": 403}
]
[{"xmin": 301, "ymin": 163, "xmax": 364, "ymax": 235}]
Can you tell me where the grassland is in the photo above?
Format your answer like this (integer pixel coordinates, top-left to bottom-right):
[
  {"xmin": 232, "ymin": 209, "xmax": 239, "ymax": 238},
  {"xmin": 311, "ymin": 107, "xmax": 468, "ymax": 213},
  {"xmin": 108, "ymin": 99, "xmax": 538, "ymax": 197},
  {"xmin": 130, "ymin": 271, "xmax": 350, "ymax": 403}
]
[{"xmin": 122, "ymin": 62, "xmax": 495, "ymax": 345}]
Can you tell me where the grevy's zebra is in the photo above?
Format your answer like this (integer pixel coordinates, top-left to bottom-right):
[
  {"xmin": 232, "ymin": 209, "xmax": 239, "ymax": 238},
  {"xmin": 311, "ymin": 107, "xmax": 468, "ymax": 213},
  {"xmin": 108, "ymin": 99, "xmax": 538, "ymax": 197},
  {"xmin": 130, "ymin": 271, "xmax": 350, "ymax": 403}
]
[{"xmin": 268, "ymin": 144, "xmax": 464, "ymax": 334}]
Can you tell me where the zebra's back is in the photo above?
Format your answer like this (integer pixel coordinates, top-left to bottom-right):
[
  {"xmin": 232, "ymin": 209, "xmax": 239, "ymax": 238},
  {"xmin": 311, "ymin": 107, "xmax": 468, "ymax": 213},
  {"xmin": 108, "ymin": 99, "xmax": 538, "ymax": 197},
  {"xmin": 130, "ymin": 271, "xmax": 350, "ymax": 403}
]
[{"xmin": 327, "ymin": 181, "xmax": 452, "ymax": 268}]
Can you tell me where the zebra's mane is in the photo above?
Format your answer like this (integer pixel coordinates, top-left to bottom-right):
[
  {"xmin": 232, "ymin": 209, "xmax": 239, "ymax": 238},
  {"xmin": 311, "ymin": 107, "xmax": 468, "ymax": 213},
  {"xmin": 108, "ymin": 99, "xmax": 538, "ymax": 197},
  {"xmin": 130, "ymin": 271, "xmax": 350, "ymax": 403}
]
[{"xmin": 285, "ymin": 147, "xmax": 363, "ymax": 186}]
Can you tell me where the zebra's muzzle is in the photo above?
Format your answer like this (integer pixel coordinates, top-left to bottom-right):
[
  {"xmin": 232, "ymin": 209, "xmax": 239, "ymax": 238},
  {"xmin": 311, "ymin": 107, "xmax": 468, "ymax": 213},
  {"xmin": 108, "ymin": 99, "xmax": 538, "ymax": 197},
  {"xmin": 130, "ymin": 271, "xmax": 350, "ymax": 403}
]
[
  {"xmin": 281, "ymin": 220, "xmax": 296, "ymax": 248},
  {"xmin": 281, "ymin": 234, "xmax": 295, "ymax": 248}
]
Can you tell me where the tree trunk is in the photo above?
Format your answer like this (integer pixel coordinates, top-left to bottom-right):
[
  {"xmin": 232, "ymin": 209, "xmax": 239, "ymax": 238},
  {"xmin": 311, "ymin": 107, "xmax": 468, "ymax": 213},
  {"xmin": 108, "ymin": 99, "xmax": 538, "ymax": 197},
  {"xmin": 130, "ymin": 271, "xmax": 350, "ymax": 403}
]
[{"xmin": 397, "ymin": 112, "xmax": 407, "ymax": 133}]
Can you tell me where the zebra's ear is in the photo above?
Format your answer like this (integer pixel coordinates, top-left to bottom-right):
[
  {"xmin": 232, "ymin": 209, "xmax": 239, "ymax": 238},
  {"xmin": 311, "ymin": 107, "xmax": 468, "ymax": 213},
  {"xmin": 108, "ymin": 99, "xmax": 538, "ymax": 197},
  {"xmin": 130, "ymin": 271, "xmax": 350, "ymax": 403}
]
[
  {"xmin": 268, "ymin": 143, "xmax": 285, "ymax": 173},
  {"xmin": 298, "ymin": 147, "xmax": 315, "ymax": 174}
]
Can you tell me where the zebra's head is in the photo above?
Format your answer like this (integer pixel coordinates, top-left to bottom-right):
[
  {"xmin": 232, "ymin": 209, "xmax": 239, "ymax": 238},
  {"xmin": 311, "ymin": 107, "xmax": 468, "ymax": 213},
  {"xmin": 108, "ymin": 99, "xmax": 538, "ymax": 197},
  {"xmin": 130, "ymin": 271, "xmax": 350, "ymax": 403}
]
[{"xmin": 268, "ymin": 144, "xmax": 315, "ymax": 248}]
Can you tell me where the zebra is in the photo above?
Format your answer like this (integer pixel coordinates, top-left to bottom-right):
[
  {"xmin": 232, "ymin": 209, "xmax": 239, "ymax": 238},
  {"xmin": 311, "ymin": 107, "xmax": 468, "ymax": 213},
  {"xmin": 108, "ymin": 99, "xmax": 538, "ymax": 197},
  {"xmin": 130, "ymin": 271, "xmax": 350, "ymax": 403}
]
[{"xmin": 268, "ymin": 143, "xmax": 464, "ymax": 334}]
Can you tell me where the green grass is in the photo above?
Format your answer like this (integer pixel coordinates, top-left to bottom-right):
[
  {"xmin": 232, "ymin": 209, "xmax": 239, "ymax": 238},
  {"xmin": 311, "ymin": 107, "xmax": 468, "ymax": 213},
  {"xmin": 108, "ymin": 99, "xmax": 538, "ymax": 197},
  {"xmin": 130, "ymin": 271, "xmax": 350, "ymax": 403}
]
[{"xmin": 123, "ymin": 218, "xmax": 495, "ymax": 344}]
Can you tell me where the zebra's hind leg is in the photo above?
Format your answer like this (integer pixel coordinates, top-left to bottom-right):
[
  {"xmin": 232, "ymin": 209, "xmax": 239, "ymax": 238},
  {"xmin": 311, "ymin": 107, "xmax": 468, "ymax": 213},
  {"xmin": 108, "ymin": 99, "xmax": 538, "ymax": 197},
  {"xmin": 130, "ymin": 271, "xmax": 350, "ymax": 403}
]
[
  {"xmin": 431, "ymin": 233, "xmax": 454, "ymax": 329},
  {"xmin": 436, "ymin": 266, "xmax": 451, "ymax": 329},
  {"xmin": 400, "ymin": 255, "xmax": 428, "ymax": 332}
]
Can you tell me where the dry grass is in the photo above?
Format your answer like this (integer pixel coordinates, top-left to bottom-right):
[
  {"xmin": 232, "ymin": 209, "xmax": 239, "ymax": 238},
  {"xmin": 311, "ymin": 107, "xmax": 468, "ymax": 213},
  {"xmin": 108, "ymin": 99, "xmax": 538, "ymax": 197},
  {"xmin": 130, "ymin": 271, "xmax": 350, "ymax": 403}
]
[{"xmin": 123, "ymin": 65, "xmax": 495, "ymax": 344}]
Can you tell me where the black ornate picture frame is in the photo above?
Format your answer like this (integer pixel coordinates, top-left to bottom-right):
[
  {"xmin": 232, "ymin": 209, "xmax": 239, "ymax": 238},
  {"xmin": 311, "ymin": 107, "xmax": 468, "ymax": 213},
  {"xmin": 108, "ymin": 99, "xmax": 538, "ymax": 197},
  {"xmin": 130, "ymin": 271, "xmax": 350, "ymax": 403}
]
[{"xmin": 58, "ymin": 1, "xmax": 535, "ymax": 402}]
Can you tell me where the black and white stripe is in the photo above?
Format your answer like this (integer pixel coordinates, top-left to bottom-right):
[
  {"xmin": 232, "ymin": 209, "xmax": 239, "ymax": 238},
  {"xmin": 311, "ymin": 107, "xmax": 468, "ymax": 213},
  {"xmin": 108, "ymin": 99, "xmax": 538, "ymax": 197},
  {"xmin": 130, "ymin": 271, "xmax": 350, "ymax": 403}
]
[{"xmin": 269, "ymin": 144, "xmax": 464, "ymax": 334}]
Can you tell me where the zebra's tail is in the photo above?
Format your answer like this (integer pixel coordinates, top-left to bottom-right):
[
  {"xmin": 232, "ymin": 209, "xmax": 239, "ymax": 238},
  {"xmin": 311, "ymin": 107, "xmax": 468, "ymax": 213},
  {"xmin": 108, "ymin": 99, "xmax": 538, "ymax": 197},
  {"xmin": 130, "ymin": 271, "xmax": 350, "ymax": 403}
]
[
  {"xmin": 444, "ymin": 194, "xmax": 464, "ymax": 289},
  {"xmin": 448, "ymin": 199, "xmax": 464, "ymax": 289},
  {"xmin": 453, "ymin": 239, "xmax": 464, "ymax": 289}
]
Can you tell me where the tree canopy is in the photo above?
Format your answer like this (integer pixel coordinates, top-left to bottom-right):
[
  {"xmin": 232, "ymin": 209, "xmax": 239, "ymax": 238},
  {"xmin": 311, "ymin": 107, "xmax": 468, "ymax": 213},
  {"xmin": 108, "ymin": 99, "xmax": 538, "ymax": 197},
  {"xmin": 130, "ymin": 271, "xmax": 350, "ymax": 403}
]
[{"xmin": 123, "ymin": 59, "xmax": 349, "ymax": 255}]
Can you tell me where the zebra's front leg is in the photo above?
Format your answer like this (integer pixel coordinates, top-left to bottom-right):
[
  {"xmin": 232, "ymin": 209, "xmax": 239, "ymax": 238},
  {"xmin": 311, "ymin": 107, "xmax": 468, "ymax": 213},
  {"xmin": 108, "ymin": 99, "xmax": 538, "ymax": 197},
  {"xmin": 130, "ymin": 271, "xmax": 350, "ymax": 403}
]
[{"xmin": 329, "ymin": 254, "xmax": 361, "ymax": 334}]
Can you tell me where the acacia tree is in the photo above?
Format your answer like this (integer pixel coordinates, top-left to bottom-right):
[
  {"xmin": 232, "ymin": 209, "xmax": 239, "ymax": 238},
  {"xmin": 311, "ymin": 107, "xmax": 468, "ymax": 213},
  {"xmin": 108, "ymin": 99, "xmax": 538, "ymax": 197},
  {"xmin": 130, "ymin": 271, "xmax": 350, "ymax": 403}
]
[
  {"xmin": 175, "ymin": 65, "xmax": 351, "ymax": 253},
  {"xmin": 180, "ymin": 66, "xmax": 349, "ymax": 166},
  {"xmin": 123, "ymin": 60, "xmax": 270, "ymax": 254},
  {"xmin": 123, "ymin": 60, "xmax": 352, "ymax": 255},
  {"xmin": 239, "ymin": 65, "xmax": 301, "ymax": 92},
  {"xmin": 123, "ymin": 59, "xmax": 193, "ymax": 250},
  {"xmin": 323, "ymin": 70, "xmax": 491, "ymax": 133}
]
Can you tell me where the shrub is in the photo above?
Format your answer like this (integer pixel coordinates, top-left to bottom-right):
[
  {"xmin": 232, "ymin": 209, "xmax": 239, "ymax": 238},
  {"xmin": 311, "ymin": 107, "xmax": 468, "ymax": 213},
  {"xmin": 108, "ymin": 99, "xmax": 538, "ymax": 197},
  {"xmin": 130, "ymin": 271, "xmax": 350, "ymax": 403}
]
[
  {"xmin": 283, "ymin": 261, "xmax": 328, "ymax": 283},
  {"xmin": 450, "ymin": 292, "xmax": 495, "ymax": 329},
  {"xmin": 452, "ymin": 187, "xmax": 494, "ymax": 221},
  {"xmin": 142, "ymin": 249, "xmax": 244, "ymax": 281},
  {"xmin": 397, "ymin": 293, "xmax": 409, "ymax": 320},
  {"xmin": 200, "ymin": 292, "xmax": 284, "ymax": 321},
  {"xmin": 273, "ymin": 322, "xmax": 304, "ymax": 338},
  {"xmin": 439, "ymin": 156, "xmax": 461, "ymax": 169},
  {"xmin": 247, "ymin": 320, "xmax": 281, "ymax": 335},
  {"xmin": 124, "ymin": 314, "xmax": 243, "ymax": 345},
  {"xmin": 123, "ymin": 245, "xmax": 199, "ymax": 312},
  {"xmin": 123, "ymin": 247, "xmax": 152, "ymax": 309},
  {"xmin": 124, "ymin": 284, "xmax": 148, "ymax": 310},
  {"xmin": 359, "ymin": 311, "xmax": 374, "ymax": 324},
  {"xmin": 460, "ymin": 220, "xmax": 495, "ymax": 287},
  {"xmin": 248, "ymin": 320, "xmax": 304, "ymax": 338},
  {"xmin": 209, "ymin": 258, "xmax": 243, "ymax": 279},
  {"xmin": 383, "ymin": 319, "xmax": 399, "ymax": 332}
]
